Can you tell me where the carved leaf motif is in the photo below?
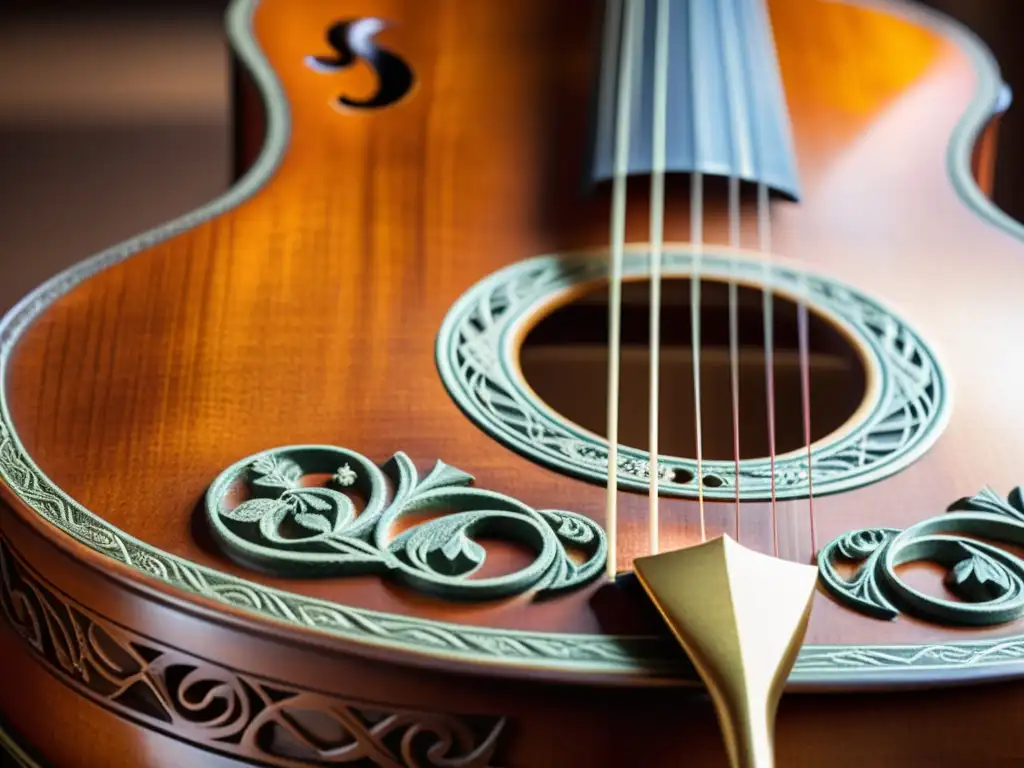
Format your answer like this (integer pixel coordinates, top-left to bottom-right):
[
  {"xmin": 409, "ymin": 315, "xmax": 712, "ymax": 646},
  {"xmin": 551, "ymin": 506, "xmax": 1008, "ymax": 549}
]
[
  {"xmin": 295, "ymin": 493, "xmax": 330, "ymax": 512},
  {"xmin": 222, "ymin": 498, "xmax": 285, "ymax": 523},
  {"xmin": 293, "ymin": 513, "xmax": 331, "ymax": 534},
  {"xmin": 414, "ymin": 461, "xmax": 475, "ymax": 496},
  {"xmin": 284, "ymin": 488, "xmax": 355, "ymax": 530},
  {"xmin": 208, "ymin": 446, "xmax": 607, "ymax": 600},
  {"xmin": 820, "ymin": 486, "xmax": 1024, "ymax": 627},
  {"xmin": 949, "ymin": 550, "xmax": 1012, "ymax": 602},
  {"xmin": 394, "ymin": 516, "xmax": 489, "ymax": 578},
  {"xmin": 438, "ymin": 530, "xmax": 486, "ymax": 576},
  {"xmin": 948, "ymin": 486, "xmax": 1024, "ymax": 523},
  {"xmin": 251, "ymin": 456, "xmax": 302, "ymax": 492}
]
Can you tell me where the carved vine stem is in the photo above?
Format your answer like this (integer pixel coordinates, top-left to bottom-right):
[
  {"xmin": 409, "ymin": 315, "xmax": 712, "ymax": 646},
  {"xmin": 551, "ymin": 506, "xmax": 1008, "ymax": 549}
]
[
  {"xmin": 819, "ymin": 486, "xmax": 1024, "ymax": 626},
  {"xmin": 205, "ymin": 445, "xmax": 608, "ymax": 600}
]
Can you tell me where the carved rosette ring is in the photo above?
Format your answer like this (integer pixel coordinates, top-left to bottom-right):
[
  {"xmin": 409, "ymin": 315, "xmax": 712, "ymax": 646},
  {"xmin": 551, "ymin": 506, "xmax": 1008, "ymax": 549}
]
[
  {"xmin": 818, "ymin": 486, "xmax": 1024, "ymax": 626},
  {"xmin": 205, "ymin": 445, "xmax": 608, "ymax": 600},
  {"xmin": 436, "ymin": 250, "xmax": 950, "ymax": 502}
]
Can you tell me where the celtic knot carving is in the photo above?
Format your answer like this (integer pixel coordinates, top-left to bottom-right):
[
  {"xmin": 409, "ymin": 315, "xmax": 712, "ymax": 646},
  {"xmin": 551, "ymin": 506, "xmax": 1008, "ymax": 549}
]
[
  {"xmin": 435, "ymin": 250, "xmax": 949, "ymax": 501},
  {"xmin": 819, "ymin": 486, "xmax": 1024, "ymax": 626},
  {"xmin": 205, "ymin": 445, "xmax": 607, "ymax": 600},
  {"xmin": 0, "ymin": 535, "xmax": 506, "ymax": 767}
]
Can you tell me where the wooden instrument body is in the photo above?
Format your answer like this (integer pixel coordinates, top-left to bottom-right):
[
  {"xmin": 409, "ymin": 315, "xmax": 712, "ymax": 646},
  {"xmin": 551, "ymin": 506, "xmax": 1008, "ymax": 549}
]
[{"xmin": 2, "ymin": 0, "xmax": 1024, "ymax": 764}]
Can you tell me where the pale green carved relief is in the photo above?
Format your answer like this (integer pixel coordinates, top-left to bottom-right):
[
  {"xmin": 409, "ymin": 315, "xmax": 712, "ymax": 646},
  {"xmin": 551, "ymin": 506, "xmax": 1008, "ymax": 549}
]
[
  {"xmin": 819, "ymin": 487, "xmax": 1024, "ymax": 626},
  {"xmin": 206, "ymin": 445, "xmax": 607, "ymax": 600},
  {"xmin": 435, "ymin": 249, "xmax": 950, "ymax": 502},
  {"xmin": 0, "ymin": 0, "xmax": 1022, "ymax": 689}
]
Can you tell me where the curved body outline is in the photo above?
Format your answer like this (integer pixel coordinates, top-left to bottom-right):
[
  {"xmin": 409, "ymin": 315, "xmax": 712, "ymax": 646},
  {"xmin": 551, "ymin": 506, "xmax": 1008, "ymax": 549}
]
[{"xmin": 0, "ymin": 0, "xmax": 1020, "ymax": 695}]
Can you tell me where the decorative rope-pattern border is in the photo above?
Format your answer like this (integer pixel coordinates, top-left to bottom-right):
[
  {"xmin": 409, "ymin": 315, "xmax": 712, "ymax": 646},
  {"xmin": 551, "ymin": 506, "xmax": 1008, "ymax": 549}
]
[{"xmin": 0, "ymin": 0, "xmax": 1022, "ymax": 689}]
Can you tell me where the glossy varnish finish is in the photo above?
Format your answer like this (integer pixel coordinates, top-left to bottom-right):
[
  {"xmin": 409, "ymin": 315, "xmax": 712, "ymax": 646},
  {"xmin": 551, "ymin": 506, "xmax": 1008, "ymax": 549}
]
[
  {"xmin": 3, "ymin": 0, "xmax": 1023, "ymax": 645},
  {"xmin": 3, "ymin": 0, "xmax": 1024, "ymax": 762}
]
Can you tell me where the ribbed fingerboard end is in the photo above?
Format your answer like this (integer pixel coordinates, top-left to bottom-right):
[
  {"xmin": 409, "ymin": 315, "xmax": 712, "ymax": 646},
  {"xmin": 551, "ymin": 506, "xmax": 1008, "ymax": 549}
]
[{"xmin": 589, "ymin": 0, "xmax": 801, "ymax": 201}]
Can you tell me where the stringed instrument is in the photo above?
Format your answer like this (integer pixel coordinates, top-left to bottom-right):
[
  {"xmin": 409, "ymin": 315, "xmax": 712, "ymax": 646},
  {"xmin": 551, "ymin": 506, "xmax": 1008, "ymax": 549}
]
[{"xmin": 2, "ymin": 0, "xmax": 1023, "ymax": 765}]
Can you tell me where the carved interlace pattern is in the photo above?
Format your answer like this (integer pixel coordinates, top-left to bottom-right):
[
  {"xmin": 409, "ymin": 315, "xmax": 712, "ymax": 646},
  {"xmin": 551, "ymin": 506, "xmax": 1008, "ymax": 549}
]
[
  {"xmin": 436, "ymin": 251, "xmax": 948, "ymax": 500},
  {"xmin": 0, "ymin": 536, "xmax": 506, "ymax": 767}
]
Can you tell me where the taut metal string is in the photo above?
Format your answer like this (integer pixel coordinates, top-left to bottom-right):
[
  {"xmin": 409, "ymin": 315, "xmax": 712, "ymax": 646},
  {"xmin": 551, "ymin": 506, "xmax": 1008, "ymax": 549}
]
[
  {"xmin": 797, "ymin": 270, "xmax": 817, "ymax": 555},
  {"xmin": 689, "ymin": 0, "xmax": 707, "ymax": 542},
  {"xmin": 756, "ymin": 182, "xmax": 816, "ymax": 557},
  {"xmin": 728, "ymin": 177, "xmax": 742, "ymax": 537},
  {"xmin": 648, "ymin": 0, "xmax": 670, "ymax": 555},
  {"xmin": 605, "ymin": 0, "xmax": 643, "ymax": 578},
  {"xmin": 610, "ymin": 0, "xmax": 811, "ymax": 567},
  {"xmin": 758, "ymin": 182, "xmax": 780, "ymax": 556},
  {"xmin": 717, "ymin": 0, "xmax": 749, "ymax": 541}
]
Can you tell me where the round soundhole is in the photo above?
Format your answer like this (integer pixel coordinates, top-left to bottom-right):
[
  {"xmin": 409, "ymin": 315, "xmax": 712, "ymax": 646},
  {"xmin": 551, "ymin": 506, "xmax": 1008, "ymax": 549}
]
[
  {"xmin": 435, "ymin": 248, "xmax": 949, "ymax": 500},
  {"xmin": 519, "ymin": 277, "xmax": 867, "ymax": 462}
]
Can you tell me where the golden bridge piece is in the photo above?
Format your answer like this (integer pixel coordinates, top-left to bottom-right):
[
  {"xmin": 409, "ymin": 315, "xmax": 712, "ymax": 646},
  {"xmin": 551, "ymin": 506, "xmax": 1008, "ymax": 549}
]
[{"xmin": 636, "ymin": 536, "xmax": 818, "ymax": 768}]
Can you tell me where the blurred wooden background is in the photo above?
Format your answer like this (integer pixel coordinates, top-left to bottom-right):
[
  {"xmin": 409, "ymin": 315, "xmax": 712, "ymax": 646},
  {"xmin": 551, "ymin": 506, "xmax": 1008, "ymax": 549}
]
[{"xmin": 0, "ymin": 1, "xmax": 1022, "ymax": 316}]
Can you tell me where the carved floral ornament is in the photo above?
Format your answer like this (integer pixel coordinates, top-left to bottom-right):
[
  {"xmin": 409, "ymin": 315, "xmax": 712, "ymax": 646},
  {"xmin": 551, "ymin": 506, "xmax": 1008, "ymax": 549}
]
[
  {"xmin": 205, "ymin": 444, "xmax": 608, "ymax": 600},
  {"xmin": 206, "ymin": 442, "xmax": 1024, "ymax": 631},
  {"xmin": 819, "ymin": 485, "xmax": 1024, "ymax": 627}
]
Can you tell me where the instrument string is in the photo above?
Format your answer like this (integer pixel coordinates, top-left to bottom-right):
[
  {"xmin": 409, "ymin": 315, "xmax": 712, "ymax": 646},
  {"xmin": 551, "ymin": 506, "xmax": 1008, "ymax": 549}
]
[
  {"xmin": 648, "ymin": 0, "xmax": 669, "ymax": 555},
  {"xmin": 758, "ymin": 182, "xmax": 779, "ymax": 557},
  {"xmin": 691, "ymin": 171, "xmax": 706, "ymax": 542},
  {"xmin": 727, "ymin": 178, "xmax": 742, "ymax": 539},
  {"xmin": 604, "ymin": 0, "xmax": 642, "ymax": 578},
  {"xmin": 715, "ymin": 0, "xmax": 747, "ymax": 544},
  {"xmin": 688, "ymin": 0, "xmax": 707, "ymax": 542},
  {"xmin": 609, "ymin": 0, "xmax": 804, "ymax": 562},
  {"xmin": 798, "ymin": 275, "xmax": 817, "ymax": 556}
]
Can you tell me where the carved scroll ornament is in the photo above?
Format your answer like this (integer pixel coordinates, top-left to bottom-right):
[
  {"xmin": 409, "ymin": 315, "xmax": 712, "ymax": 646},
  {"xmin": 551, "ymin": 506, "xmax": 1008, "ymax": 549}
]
[
  {"xmin": 819, "ymin": 486, "xmax": 1024, "ymax": 627},
  {"xmin": 205, "ymin": 445, "xmax": 608, "ymax": 600}
]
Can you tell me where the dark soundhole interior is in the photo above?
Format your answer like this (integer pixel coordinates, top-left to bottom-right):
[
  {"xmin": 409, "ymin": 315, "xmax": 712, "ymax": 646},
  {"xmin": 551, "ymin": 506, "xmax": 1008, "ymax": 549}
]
[{"xmin": 520, "ymin": 278, "xmax": 867, "ymax": 461}]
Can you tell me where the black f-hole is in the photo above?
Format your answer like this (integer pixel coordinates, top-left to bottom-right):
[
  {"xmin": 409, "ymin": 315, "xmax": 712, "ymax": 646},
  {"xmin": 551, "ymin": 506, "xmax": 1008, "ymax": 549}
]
[{"xmin": 306, "ymin": 18, "xmax": 414, "ymax": 110}]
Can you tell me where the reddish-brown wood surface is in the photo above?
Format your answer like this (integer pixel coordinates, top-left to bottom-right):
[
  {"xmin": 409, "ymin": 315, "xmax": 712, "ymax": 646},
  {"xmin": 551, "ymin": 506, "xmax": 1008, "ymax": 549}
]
[
  {"xmin": 5, "ymin": 500, "xmax": 1024, "ymax": 768},
  {"xmin": 7, "ymin": 0, "xmax": 1024, "ymax": 765},
  {"xmin": 3, "ymin": 0, "xmax": 1024, "ymax": 661}
]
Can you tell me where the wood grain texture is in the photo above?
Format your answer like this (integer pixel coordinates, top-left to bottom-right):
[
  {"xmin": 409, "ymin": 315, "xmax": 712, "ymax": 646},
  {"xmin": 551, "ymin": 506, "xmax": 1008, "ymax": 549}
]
[
  {"xmin": 7, "ymin": 0, "xmax": 1024, "ymax": 764},
  {"xmin": 2, "ymin": 0, "xmax": 1024, "ymax": 669}
]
